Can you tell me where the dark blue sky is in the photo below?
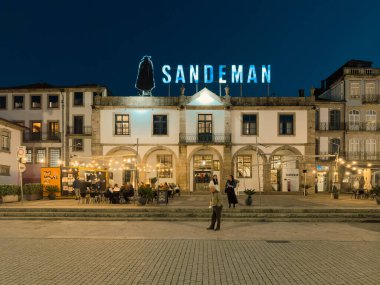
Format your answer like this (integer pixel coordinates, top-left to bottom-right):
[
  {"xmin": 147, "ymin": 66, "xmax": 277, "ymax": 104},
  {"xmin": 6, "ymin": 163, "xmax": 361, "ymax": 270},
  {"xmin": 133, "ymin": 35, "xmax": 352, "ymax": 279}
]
[{"xmin": 0, "ymin": 0, "xmax": 379, "ymax": 97}]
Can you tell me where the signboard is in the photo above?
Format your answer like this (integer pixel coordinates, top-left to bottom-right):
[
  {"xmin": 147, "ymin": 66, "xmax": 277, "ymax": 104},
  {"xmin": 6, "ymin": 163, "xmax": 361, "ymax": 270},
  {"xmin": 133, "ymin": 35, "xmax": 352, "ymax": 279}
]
[
  {"xmin": 18, "ymin": 163, "xmax": 26, "ymax": 173},
  {"xmin": 41, "ymin": 167, "xmax": 61, "ymax": 197},
  {"xmin": 282, "ymin": 168, "xmax": 299, "ymax": 192},
  {"xmin": 156, "ymin": 190, "xmax": 168, "ymax": 205},
  {"xmin": 17, "ymin": 146, "xmax": 26, "ymax": 159}
]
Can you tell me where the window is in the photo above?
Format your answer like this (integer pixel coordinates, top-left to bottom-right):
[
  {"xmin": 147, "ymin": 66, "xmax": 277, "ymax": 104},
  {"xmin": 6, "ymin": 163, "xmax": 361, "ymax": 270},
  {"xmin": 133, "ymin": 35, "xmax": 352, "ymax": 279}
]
[
  {"xmin": 242, "ymin": 114, "xmax": 257, "ymax": 135},
  {"xmin": 48, "ymin": 121, "xmax": 60, "ymax": 140},
  {"xmin": 73, "ymin": 92, "xmax": 84, "ymax": 106},
  {"xmin": 193, "ymin": 155, "xmax": 212, "ymax": 170},
  {"xmin": 48, "ymin": 95, "xmax": 59, "ymax": 108},
  {"xmin": 0, "ymin": 165, "xmax": 10, "ymax": 176},
  {"xmin": 349, "ymin": 110, "xmax": 360, "ymax": 130},
  {"xmin": 315, "ymin": 110, "xmax": 319, "ymax": 130},
  {"xmin": 30, "ymin": 95, "xmax": 41, "ymax": 109},
  {"xmin": 279, "ymin": 114, "xmax": 294, "ymax": 135},
  {"xmin": 157, "ymin": 155, "xmax": 173, "ymax": 178},
  {"xmin": 329, "ymin": 138, "xmax": 340, "ymax": 155},
  {"xmin": 365, "ymin": 82, "xmax": 375, "ymax": 95},
  {"xmin": 237, "ymin": 155, "xmax": 252, "ymax": 178},
  {"xmin": 31, "ymin": 121, "xmax": 42, "ymax": 141},
  {"xmin": 350, "ymin": 82, "xmax": 360, "ymax": 98},
  {"xmin": 198, "ymin": 114, "xmax": 212, "ymax": 142},
  {"xmin": 73, "ymin": 138, "xmax": 83, "ymax": 151},
  {"xmin": 13, "ymin": 95, "xmax": 24, "ymax": 109},
  {"xmin": 0, "ymin": 129, "xmax": 10, "ymax": 151},
  {"xmin": 73, "ymin": 116, "xmax": 84, "ymax": 134},
  {"xmin": 329, "ymin": 110, "xmax": 341, "ymax": 130},
  {"xmin": 366, "ymin": 139, "xmax": 376, "ymax": 154},
  {"xmin": 366, "ymin": 110, "xmax": 377, "ymax": 131},
  {"xmin": 153, "ymin": 115, "xmax": 168, "ymax": 135},
  {"xmin": 349, "ymin": 139, "xmax": 360, "ymax": 153},
  {"xmin": 115, "ymin": 114, "xmax": 129, "ymax": 135},
  {"xmin": 0, "ymin": 96, "xmax": 6, "ymax": 109},
  {"xmin": 49, "ymin": 148, "xmax": 61, "ymax": 167},
  {"xmin": 213, "ymin": 160, "xmax": 220, "ymax": 171},
  {"xmin": 26, "ymin": 148, "xmax": 33, "ymax": 163},
  {"xmin": 36, "ymin": 149, "xmax": 46, "ymax": 164}
]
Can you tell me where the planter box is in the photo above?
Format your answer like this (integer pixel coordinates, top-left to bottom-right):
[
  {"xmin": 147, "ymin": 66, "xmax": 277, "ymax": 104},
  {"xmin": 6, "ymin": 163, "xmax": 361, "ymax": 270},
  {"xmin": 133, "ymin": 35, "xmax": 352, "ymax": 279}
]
[
  {"xmin": 25, "ymin": 194, "xmax": 42, "ymax": 201},
  {"xmin": 1, "ymin": 195, "xmax": 19, "ymax": 203}
]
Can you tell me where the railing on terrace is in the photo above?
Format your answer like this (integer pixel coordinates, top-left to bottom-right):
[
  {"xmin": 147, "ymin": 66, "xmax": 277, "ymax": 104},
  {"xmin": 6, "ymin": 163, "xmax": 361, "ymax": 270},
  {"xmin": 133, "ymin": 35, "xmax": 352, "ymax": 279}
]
[
  {"xmin": 179, "ymin": 133, "xmax": 231, "ymax": 144},
  {"xmin": 23, "ymin": 131, "xmax": 61, "ymax": 142},
  {"xmin": 343, "ymin": 152, "xmax": 380, "ymax": 161},
  {"xmin": 67, "ymin": 126, "xmax": 92, "ymax": 135},
  {"xmin": 362, "ymin": 94, "xmax": 380, "ymax": 104},
  {"xmin": 317, "ymin": 122, "xmax": 345, "ymax": 131},
  {"xmin": 346, "ymin": 122, "xmax": 380, "ymax": 131},
  {"xmin": 343, "ymin": 68, "xmax": 380, "ymax": 76}
]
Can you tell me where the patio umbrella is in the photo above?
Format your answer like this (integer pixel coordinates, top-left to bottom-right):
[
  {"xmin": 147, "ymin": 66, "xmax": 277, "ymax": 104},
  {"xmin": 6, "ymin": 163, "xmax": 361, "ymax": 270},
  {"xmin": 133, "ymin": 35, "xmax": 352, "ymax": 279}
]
[{"xmin": 363, "ymin": 169, "xmax": 372, "ymax": 190}]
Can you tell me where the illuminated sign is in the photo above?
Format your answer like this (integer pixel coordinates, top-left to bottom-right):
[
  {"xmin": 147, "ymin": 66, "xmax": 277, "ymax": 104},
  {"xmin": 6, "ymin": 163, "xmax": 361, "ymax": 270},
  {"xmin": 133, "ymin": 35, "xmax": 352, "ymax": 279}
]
[{"xmin": 162, "ymin": 64, "xmax": 271, "ymax": 84}]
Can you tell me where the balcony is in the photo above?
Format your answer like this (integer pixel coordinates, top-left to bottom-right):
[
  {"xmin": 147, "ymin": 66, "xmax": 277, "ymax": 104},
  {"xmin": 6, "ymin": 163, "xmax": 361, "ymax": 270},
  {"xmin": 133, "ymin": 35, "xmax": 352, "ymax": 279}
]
[
  {"xmin": 346, "ymin": 122, "xmax": 380, "ymax": 131},
  {"xmin": 362, "ymin": 94, "xmax": 380, "ymax": 104},
  {"xmin": 67, "ymin": 126, "xmax": 92, "ymax": 135},
  {"xmin": 316, "ymin": 152, "xmax": 336, "ymax": 161},
  {"xmin": 23, "ymin": 131, "xmax": 61, "ymax": 142},
  {"xmin": 317, "ymin": 122, "xmax": 345, "ymax": 131},
  {"xmin": 344, "ymin": 152, "xmax": 380, "ymax": 161},
  {"xmin": 179, "ymin": 133, "xmax": 231, "ymax": 144}
]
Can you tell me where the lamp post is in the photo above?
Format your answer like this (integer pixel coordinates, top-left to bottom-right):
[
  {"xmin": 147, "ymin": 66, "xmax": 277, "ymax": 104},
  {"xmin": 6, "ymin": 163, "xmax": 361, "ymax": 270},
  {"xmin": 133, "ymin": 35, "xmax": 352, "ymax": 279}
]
[{"xmin": 330, "ymin": 141, "xmax": 341, "ymax": 193}]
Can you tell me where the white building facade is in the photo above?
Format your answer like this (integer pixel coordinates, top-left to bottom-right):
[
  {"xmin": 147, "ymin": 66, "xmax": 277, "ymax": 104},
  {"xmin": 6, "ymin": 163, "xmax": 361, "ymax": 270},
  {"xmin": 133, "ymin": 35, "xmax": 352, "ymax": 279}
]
[
  {"xmin": 0, "ymin": 118, "xmax": 24, "ymax": 184},
  {"xmin": 92, "ymin": 87, "xmax": 315, "ymax": 192}
]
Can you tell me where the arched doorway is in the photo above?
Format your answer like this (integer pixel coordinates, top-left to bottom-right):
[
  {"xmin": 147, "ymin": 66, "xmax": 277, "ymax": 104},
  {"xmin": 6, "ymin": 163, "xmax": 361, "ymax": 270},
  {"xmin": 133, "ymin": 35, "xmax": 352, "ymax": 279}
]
[
  {"xmin": 105, "ymin": 147, "xmax": 139, "ymax": 188},
  {"xmin": 188, "ymin": 147, "xmax": 223, "ymax": 192},
  {"xmin": 232, "ymin": 146, "xmax": 267, "ymax": 193},
  {"xmin": 270, "ymin": 146, "xmax": 302, "ymax": 192}
]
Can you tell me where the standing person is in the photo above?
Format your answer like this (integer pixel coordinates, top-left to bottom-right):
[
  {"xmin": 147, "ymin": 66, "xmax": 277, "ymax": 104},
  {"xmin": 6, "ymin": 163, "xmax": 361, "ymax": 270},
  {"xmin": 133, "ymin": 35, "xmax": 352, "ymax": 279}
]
[
  {"xmin": 225, "ymin": 175, "xmax": 238, "ymax": 208},
  {"xmin": 209, "ymin": 174, "xmax": 220, "ymax": 192},
  {"xmin": 73, "ymin": 176, "xmax": 80, "ymax": 200},
  {"xmin": 207, "ymin": 183, "xmax": 222, "ymax": 231}
]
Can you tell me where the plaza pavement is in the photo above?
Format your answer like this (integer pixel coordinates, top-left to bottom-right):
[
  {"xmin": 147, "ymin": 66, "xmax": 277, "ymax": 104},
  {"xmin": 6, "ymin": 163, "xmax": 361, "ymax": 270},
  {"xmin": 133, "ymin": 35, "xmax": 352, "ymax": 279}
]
[{"xmin": 1, "ymin": 193, "xmax": 379, "ymax": 284}]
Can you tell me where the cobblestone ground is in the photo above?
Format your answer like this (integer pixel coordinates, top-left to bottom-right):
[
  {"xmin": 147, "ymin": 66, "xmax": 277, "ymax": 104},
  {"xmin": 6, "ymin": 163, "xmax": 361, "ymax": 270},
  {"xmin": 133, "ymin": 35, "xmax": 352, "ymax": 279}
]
[{"xmin": 1, "ymin": 238, "xmax": 379, "ymax": 285}]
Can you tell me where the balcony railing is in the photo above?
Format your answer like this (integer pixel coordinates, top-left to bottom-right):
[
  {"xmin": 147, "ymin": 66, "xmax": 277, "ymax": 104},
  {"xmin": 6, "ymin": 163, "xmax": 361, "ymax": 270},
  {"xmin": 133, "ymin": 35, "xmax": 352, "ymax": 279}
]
[
  {"xmin": 23, "ymin": 131, "xmax": 61, "ymax": 142},
  {"xmin": 179, "ymin": 133, "xmax": 231, "ymax": 144},
  {"xmin": 67, "ymin": 126, "xmax": 92, "ymax": 135},
  {"xmin": 317, "ymin": 122, "xmax": 345, "ymax": 131},
  {"xmin": 316, "ymin": 152, "xmax": 336, "ymax": 161},
  {"xmin": 362, "ymin": 94, "xmax": 380, "ymax": 104},
  {"xmin": 346, "ymin": 122, "xmax": 380, "ymax": 131},
  {"xmin": 343, "ymin": 152, "xmax": 380, "ymax": 161}
]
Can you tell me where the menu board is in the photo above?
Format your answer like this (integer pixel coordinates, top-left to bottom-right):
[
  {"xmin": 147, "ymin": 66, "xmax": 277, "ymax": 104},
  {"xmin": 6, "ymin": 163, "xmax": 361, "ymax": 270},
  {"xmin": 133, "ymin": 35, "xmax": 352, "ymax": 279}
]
[
  {"xmin": 157, "ymin": 190, "xmax": 168, "ymax": 204},
  {"xmin": 40, "ymin": 167, "xmax": 61, "ymax": 197},
  {"xmin": 61, "ymin": 167, "xmax": 79, "ymax": 195}
]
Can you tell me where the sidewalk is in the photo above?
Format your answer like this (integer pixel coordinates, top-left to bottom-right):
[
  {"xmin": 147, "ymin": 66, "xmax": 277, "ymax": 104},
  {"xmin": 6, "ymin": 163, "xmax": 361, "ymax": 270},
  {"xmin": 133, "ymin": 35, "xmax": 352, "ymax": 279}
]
[{"xmin": 1, "ymin": 192, "xmax": 379, "ymax": 209}]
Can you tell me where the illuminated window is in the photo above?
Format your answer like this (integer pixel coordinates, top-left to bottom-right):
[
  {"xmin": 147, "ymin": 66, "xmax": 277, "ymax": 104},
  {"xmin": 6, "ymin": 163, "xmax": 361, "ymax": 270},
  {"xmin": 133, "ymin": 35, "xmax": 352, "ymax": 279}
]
[
  {"xmin": 237, "ymin": 155, "xmax": 252, "ymax": 178},
  {"xmin": 242, "ymin": 114, "xmax": 257, "ymax": 135},
  {"xmin": 279, "ymin": 114, "xmax": 294, "ymax": 135},
  {"xmin": 36, "ymin": 149, "xmax": 46, "ymax": 164},
  {"xmin": 193, "ymin": 155, "xmax": 212, "ymax": 169},
  {"xmin": 153, "ymin": 115, "xmax": 167, "ymax": 135},
  {"xmin": 213, "ymin": 160, "xmax": 220, "ymax": 171},
  {"xmin": 350, "ymin": 82, "xmax": 360, "ymax": 98},
  {"xmin": 157, "ymin": 155, "xmax": 173, "ymax": 178},
  {"xmin": 26, "ymin": 148, "xmax": 33, "ymax": 163},
  {"xmin": 30, "ymin": 121, "xmax": 42, "ymax": 141},
  {"xmin": 115, "ymin": 114, "xmax": 129, "ymax": 135},
  {"xmin": 49, "ymin": 148, "xmax": 61, "ymax": 167}
]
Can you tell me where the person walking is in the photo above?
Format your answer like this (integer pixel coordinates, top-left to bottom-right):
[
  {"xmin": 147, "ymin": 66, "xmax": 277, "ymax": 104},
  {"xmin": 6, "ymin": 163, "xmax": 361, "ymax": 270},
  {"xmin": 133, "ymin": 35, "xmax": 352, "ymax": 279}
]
[
  {"xmin": 209, "ymin": 174, "xmax": 220, "ymax": 192},
  {"xmin": 207, "ymin": 182, "xmax": 223, "ymax": 231},
  {"xmin": 225, "ymin": 175, "xmax": 238, "ymax": 208},
  {"xmin": 73, "ymin": 176, "xmax": 80, "ymax": 200}
]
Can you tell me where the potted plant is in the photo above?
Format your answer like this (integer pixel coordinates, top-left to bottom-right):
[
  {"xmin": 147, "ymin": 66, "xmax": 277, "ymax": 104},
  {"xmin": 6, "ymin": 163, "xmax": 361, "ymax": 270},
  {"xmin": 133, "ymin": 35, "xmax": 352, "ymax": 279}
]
[
  {"xmin": 46, "ymin": 185, "xmax": 59, "ymax": 200},
  {"xmin": 370, "ymin": 185, "xmax": 380, "ymax": 205},
  {"xmin": 331, "ymin": 185, "xmax": 339, "ymax": 199},
  {"xmin": 243, "ymin": 189, "xmax": 256, "ymax": 206},
  {"xmin": 138, "ymin": 184, "xmax": 154, "ymax": 205},
  {"xmin": 24, "ymin": 183, "xmax": 43, "ymax": 201},
  {"xmin": 0, "ymin": 185, "xmax": 20, "ymax": 203}
]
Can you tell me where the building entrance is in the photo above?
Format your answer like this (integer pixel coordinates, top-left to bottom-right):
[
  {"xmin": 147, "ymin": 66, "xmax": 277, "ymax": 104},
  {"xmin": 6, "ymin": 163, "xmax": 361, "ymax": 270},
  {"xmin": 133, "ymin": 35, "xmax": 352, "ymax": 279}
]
[{"xmin": 193, "ymin": 155, "xmax": 213, "ymax": 191}]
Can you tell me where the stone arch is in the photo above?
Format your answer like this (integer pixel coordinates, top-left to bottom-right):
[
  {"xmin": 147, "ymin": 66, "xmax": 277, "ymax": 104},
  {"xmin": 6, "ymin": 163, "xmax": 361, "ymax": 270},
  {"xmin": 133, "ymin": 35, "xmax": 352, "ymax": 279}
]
[
  {"xmin": 231, "ymin": 145, "xmax": 268, "ymax": 164},
  {"xmin": 187, "ymin": 146, "xmax": 223, "ymax": 164},
  {"xmin": 142, "ymin": 146, "xmax": 178, "ymax": 165},
  {"xmin": 105, "ymin": 146, "xmax": 140, "ymax": 161}
]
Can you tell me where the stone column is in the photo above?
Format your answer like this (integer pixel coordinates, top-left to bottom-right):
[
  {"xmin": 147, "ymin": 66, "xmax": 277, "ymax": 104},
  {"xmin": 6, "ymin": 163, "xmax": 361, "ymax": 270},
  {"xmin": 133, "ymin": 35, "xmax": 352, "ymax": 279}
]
[
  {"xmin": 305, "ymin": 108, "xmax": 316, "ymax": 194},
  {"xmin": 177, "ymin": 145, "xmax": 188, "ymax": 192},
  {"xmin": 221, "ymin": 145, "xmax": 232, "ymax": 189},
  {"xmin": 91, "ymin": 109, "xmax": 102, "ymax": 156},
  {"xmin": 263, "ymin": 162, "xmax": 272, "ymax": 192}
]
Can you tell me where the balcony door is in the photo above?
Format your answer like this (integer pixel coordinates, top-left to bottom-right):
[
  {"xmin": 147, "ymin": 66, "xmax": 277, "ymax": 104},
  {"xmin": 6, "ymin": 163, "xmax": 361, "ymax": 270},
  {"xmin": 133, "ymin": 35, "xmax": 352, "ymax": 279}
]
[
  {"xmin": 73, "ymin": 116, "xmax": 84, "ymax": 134},
  {"xmin": 198, "ymin": 114, "xmax": 212, "ymax": 143},
  {"xmin": 48, "ymin": 121, "xmax": 59, "ymax": 140},
  {"xmin": 31, "ymin": 121, "xmax": 42, "ymax": 141}
]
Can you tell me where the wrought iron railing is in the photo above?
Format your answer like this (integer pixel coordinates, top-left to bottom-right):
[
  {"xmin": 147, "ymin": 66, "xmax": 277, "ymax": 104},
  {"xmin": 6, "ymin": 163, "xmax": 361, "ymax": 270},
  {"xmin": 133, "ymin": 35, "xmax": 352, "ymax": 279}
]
[
  {"xmin": 179, "ymin": 133, "xmax": 231, "ymax": 144},
  {"xmin": 317, "ymin": 122, "xmax": 345, "ymax": 131},
  {"xmin": 343, "ymin": 152, "xmax": 380, "ymax": 161},
  {"xmin": 23, "ymin": 131, "xmax": 61, "ymax": 142},
  {"xmin": 346, "ymin": 122, "xmax": 380, "ymax": 131},
  {"xmin": 362, "ymin": 94, "xmax": 380, "ymax": 103},
  {"xmin": 67, "ymin": 126, "xmax": 92, "ymax": 135}
]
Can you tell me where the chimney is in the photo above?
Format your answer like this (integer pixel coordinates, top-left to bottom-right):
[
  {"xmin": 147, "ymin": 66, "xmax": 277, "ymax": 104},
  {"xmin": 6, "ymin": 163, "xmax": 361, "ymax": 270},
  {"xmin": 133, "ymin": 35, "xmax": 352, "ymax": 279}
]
[{"xmin": 298, "ymin": 89, "xmax": 305, "ymax": 97}]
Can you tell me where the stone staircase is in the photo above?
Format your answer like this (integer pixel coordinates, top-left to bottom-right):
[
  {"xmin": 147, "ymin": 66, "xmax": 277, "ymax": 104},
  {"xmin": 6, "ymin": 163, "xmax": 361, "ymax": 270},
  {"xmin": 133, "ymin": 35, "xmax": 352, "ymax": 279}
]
[{"xmin": 0, "ymin": 207, "xmax": 380, "ymax": 222}]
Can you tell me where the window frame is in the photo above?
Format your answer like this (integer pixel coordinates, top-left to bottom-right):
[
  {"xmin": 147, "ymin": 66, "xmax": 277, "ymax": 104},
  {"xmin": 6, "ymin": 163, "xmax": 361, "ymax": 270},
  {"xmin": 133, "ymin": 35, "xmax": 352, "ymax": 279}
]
[
  {"xmin": 48, "ymin": 148, "xmax": 61, "ymax": 167},
  {"xmin": 152, "ymin": 114, "xmax": 168, "ymax": 136},
  {"xmin": 278, "ymin": 113, "xmax": 295, "ymax": 136},
  {"xmin": 242, "ymin": 113, "xmax": 258, "ymax": 136},
  {"xmin": 114, "ymin": 114, "xmax": 130, "ymax": 136},
  {"xmin": 30, "ymin": 94, "xmax": 42, "ymax": 109},
  {"xmin": 0, "ymin": 164, "xmax": 10, "ymax": 176},
  {"xmin": 47, "ymin": 94, "xmax": 59, "ymax": 109},
  {"xmin": 0, "ymin": 129, "xmax": 11, "ymax": 152},
  {"xmin": 73, "ymin": 91, "xmax": 84, "ymax": 107},
  {"xmin": 36, "ymin": 148, "xmax": 47, "ymax": 164},
  {"xmin": 237, "ymin": 155, "xmax": 252, "ymax": 178},
  {"xmin": 13, "ymin": 94, "xmax": 25, "ymax": 110},
  {"xmin": 0, "ymin": 95, "xmax": 7, "ymax": 110},
  {"xmin": 72, "ymin": 138, "xmax": 84, "ymax": 152},
  {"xmin": 157, "ymin": 154, "xmax": 173, "ymax": 178}
]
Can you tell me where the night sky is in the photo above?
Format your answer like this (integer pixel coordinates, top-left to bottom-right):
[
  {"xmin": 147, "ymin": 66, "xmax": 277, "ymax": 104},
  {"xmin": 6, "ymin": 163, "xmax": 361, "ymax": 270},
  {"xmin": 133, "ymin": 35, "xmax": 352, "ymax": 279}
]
[{"xmin": 0, "ymin": 0, "xmax": 379, "ymax": 97}]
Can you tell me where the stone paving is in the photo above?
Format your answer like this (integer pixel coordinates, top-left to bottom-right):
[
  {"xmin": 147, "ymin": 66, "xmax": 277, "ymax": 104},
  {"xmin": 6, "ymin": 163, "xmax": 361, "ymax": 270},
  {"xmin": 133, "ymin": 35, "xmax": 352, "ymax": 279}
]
[{"xmin": 0, "ymin": 221, "xmax": 380, "ymax": 285}]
